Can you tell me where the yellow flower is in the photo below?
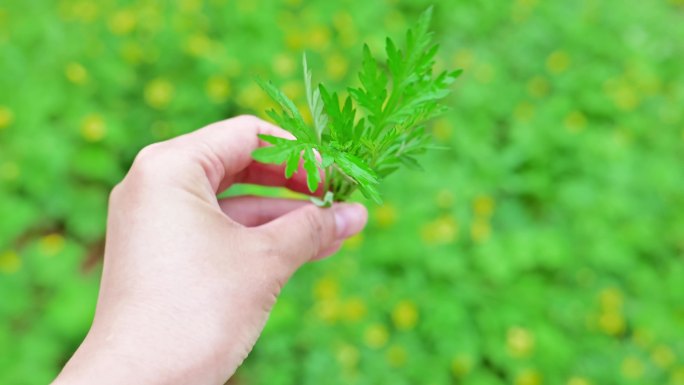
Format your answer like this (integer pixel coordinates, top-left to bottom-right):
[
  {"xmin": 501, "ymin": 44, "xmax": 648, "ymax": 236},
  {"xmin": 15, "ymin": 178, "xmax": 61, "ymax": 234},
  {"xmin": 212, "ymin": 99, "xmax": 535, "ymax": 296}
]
[
  {"xmin": 333, "ymin": 11, "xmax": 358, "ymax": 47},
  {"xmin": 598, "ymin": 310, "xmax": 625, "ymax": 336},
  {"xmin": 180, "ymin": 0, "xmax": 202, "ymax": 12},
  {"xmin": 621, "ymin": 356, "xmax": 644, "ymax": 380},
  {"xmin": 297, "ymin": 102, "xmax": 312, "ymax": 124},
  {"xmin": 0, "ymin": 250, "xmax": 20, "ymax": 274},
  {"xmin": 432, "ymin": 118, "xmax": 452, "ymax": 142},
  {"xmin": 671, "ymin": 366, "xmax": 684, "ymax": 385},
  {"xmin": 65, "ymin": 62, "xmax": 88, "ymax": 84},
  {"xmin": 435, "ymin": 189, "xmax": 454, "ymax": 209},
  {"xmin": 374, "ymin": 203, "xmax": 397, "ymax": 228},
  {"xmin": 473, "ymin": 195, "xmax": 495, "ymax": 217},
  {"xmin": 81, "ymin": 114, "xmax": 107, "ymax": 142},
  {"xmin": 273, "ymin": 53, "xmax": 296, "ymax": 77},
  {"xmin": 285, "ymin": 29, "xmax": 305, "ymax": 50},
  {"xmin": 547, "ymin": 50, "xmax": 571, "ymax": 74},
  {"xmin": 611, "ymin": 84, "xmax": 639, "ymax": 111},
  {"xmin": 184, "ymin": 34, "xmax": 213, "ymax": 57},
  {"xmin": 40, "ymin": 234, "xmax": 66, "ymax": 257},
  {"xmin": 326, "ymin": 52, "xmax": 349, "ymax": 81},
  {"xmin": 144, "ymin": 78, "xmax": 174, "ymax": 109},
  {"xmin": 307, "ymin": 25, "xmax": 331, "ymax": 50},
  {"xmin": 120, "ymin": 41, "xmax": 144, "ymax": 65},
  {"xmin": 567, "ymin": 377, "xmax": 591, "ymax": 385},
  {"xmin": 527, "ymin": 76, "xmax": 550, "ymax": 98},
  {"xmin": 313, "ymin": 300, "xmax": 340, "ymax": 323},
  {"xmin": 205, "ymin": 76, "xmax": 231, "ymax": 104},
  {"xmin": 70, "ymin": 1, "xmax": 99, "ymax": 23},
  {"xmin": 391, "ymin": 300, "xmax": 419, "ymax": 330},
  {"xmin": 564, "ymin": 111, "xmax": 587, "ymax": 133},
  {"xmin": 451, "ymin": 49, "xmax": 475, "ymax": 71},
  {"xmin": 651, "ymin": 345, "xmax": 675, "ymax": 368},
  {"xmin": 632, "ymin": 328, "xmax": 655, "ymax": 348},
  {"xmin": 313, "ymin": 276, "xmax": 339, "ymax": 301},
  {"xmin": 0, "ymin": 105, "xmax": 14, "ymax": 129},
  {"xmin": 514, "ymin": 368, "xmax": 542, "ymax": 385},
  {"xmin": 236, "ymin": 82, "xmax": 266, "ymax": 110},
  {"xmin": 450, "ymin": 354, "xmax": 475, "ymax": 377},
  {"xmin": 385, "ymin": 344, "xmax": 408, "ymax": 367},
  {"xmin": 332, "ymin": 11, "xmax": 354, "ymax": 35},
  {"xmin": 108, "ymin": 9, "xmax": 136, "ymax": 35},
  {"xmin": 599, "ymin": 287, "xmax": 623, "ymax": 310},
  {"xmin": 421, "ymin": 215, "xmax": 458, "ymax": 245},
  {"xmin": 511, "ymin": 0, "xmax": 538, "ymax": 22},
  {"xmin": 364, "ymin": 323, "xmax": 389, "ymax": 349},
  {"xmin": 342, "ymin": 297, "xmax": 367, "ymax": 322},
  {"xmin": 470, "ymin": 219, "xmax": 491, "ymax": 243},
  {"xmin": 282, "ymin": 80, "xmax": 304, "ymax": 101},
  {"xmin": 336, "ymin": 344, "xmax": 359, "ymax": 369},
  {"xmin": 514, "ymin": 101, "xmax": 535, "ymax": 122},
  {"xmin": 507, "ymin": 327, "xmax": 535, "ymax": 358}
]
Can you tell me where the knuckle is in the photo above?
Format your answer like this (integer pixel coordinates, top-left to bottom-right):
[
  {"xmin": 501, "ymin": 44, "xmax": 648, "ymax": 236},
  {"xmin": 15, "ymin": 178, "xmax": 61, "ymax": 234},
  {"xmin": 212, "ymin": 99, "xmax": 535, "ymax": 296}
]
[
  {"xmin": 107, "ymin": 181, "xmax": 125, "ymax": 208},
  {"xmin": 128, "ymin": 142, "xmax": 175, "ymax": 181},
  {"xmin": 233, "ymin": 114, "xmax": 261, "ymax": 126},
  {"xmin": 133, "ymin": 142, "xmax": 166, "ymax": 166}
]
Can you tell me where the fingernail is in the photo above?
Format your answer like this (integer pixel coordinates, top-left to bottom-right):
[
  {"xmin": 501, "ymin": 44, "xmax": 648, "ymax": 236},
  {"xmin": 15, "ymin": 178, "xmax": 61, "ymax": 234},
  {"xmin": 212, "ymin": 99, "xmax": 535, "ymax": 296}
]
[{"xmin": 334, "ymin": 203, "xmax": 368, "ymax": 239}]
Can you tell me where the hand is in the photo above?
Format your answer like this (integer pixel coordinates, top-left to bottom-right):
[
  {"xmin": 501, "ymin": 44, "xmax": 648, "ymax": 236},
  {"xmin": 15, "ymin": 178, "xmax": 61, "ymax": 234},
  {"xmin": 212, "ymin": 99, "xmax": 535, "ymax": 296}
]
[{"xmin": 52, "ymin": 116, "xmax": 368, "ymax": 385}]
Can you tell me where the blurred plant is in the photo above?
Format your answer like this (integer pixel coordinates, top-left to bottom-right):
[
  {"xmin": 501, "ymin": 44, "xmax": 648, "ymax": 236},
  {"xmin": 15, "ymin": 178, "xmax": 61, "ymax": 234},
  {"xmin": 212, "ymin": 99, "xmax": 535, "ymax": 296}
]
[{"xmin": 252, "ymin": 7, "xmax": 462, "ymax": 206}]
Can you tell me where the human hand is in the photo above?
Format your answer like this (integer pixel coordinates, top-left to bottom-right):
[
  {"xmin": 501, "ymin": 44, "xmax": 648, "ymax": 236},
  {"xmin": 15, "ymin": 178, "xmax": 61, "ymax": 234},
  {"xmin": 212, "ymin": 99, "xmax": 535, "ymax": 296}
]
[{"xmin": 52, "ymin": 116, "xmax": 368, "ymax": 384}]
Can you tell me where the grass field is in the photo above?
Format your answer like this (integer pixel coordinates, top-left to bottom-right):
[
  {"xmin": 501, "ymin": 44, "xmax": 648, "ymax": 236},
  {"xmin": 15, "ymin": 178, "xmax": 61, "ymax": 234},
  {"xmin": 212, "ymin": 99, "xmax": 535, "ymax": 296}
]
[{"xmin": 1, "ymin": 0, "xmax": 684, "ymax": 384}]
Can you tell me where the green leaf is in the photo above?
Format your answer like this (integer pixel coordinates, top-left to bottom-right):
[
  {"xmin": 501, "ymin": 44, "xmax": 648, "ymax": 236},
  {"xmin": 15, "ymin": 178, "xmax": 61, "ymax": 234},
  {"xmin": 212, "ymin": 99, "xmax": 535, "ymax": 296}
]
[
  {"xmin": 252, "ymin": 134, "xmax": 299, "ymax": 165},
  {"xmin": 252, "ymin": 146, "xmax": 290, "ymax": 165},
  {"xmin": 256, "ymin": 78, "xmax": 315, "ymax": 143},
  {"xmin": 252, "ymin": 6, "xmax": 458, "ymax": 204},
  {"xmin": 334, "ymin": 151, "xmax": 378, "ymax": 189},
  {"xmin": 285, "ymin": 149, "xmax": 301, "ymax": 178},
  {"xmin": 303, "ymin": 53, "xmax": 328, "ymax": 143},
  {"xmin": 302, "ymin": 147, "xmax": 321, "ymax": 193}
]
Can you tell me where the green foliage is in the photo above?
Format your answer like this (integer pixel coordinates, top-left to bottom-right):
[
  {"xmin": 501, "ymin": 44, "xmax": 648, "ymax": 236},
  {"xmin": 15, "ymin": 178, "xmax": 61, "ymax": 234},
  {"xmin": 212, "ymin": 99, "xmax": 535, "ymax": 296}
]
[
  {"xmin": 2, "ymin": 0, "xmax": 684, "ymax": 384},
  {"xmin": 254, "ymin": 8, "xmax": 459, "ymax": 204}
]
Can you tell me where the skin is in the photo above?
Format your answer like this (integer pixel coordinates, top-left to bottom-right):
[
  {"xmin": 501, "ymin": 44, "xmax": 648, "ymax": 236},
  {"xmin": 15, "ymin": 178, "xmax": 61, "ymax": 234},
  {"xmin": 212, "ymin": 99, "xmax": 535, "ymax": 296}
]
[{"xmin": 52, "ymin": 116, "xmax": 368, "ymax": 385}]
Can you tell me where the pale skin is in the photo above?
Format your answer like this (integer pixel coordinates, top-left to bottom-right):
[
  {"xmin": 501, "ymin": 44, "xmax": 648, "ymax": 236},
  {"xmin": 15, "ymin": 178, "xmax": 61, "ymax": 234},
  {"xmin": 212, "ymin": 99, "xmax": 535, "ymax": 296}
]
[{"xmin": 52, "ymin": 115, "xmax": 368, "ymax": 385}]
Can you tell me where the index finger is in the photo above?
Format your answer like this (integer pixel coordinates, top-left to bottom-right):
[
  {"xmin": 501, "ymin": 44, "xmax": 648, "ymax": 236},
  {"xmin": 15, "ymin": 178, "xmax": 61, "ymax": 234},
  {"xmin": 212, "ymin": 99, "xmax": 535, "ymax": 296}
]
[{"xmin": 173, "ymin": 115, "xmax": 315, "ymax": 194}]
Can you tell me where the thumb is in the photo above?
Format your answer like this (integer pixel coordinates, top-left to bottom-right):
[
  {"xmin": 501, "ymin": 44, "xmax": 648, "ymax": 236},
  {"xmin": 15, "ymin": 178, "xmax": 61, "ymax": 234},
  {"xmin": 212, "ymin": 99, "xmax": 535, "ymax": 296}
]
[{"xmin": 258, "ymin": 202, "xmax": 368, "ymax": 265}]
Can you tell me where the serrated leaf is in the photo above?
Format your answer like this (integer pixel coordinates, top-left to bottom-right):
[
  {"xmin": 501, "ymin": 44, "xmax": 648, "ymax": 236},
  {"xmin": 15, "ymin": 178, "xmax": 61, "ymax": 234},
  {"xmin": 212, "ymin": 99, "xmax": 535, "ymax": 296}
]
[
  {"xmin": 285, "ymin": 149, "xmax": 301, "ymax": 178},
  {"xmin": 256, "ymin": 78, "xmax": 315, "ymax": 143},
  {"xmin": 252, "ymin": 135, "xmax": 298, "ymax": 164},
  {"xmin": 334, "ymin": 151, "xmax": 378, "ymax": 188},
  {"xmin": 303, "ymin": 54, "xmax": 329, "ymax": 143},
  {"xmin": 251, "ymin": 146, "xmax": 292, "ymax": 164},
  {"xmin": 252, "ymin": 6, "xmax": 458, "ymax": 204},
  {"xmin": 398, "ymin": 155, "xmax": 424, "ymax": 171},
  {"xmin": 321, "ymin": 151, "xmax": 335, "ymax": 168},
  {"xmin": 302, "ymin": 147, "xmax": 321, "ymax": 193}
]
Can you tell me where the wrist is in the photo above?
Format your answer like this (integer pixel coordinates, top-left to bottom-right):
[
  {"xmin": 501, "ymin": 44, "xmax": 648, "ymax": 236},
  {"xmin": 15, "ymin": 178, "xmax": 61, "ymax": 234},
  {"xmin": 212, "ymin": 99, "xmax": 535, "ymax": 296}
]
[{"xmin": 53, "ymin": 325, "xmax": 222, "ymax": 385}]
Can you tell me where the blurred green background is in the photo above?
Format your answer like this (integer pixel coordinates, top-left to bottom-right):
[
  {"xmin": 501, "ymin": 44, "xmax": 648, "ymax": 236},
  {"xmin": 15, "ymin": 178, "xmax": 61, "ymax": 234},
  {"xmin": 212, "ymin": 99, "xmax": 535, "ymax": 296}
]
[{"xmin": 2, "ymin": 0, "xmax": 684, "ymax": 384}]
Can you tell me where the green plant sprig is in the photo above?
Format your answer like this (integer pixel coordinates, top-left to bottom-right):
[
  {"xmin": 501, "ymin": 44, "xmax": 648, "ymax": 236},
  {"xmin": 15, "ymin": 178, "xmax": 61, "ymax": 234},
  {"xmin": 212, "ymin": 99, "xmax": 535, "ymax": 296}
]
[{"xmin": 252, "ymin": 7, "xmax": 462, "ymax": 207}]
